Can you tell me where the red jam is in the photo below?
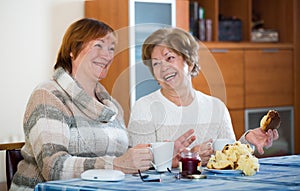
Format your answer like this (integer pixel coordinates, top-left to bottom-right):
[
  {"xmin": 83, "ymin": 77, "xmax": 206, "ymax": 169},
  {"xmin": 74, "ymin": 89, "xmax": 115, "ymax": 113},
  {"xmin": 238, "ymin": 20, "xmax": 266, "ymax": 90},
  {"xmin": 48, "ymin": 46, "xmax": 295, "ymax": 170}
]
[{"xmin": 179, "ymin": 150, "xmax": 201, "ymax": 177}]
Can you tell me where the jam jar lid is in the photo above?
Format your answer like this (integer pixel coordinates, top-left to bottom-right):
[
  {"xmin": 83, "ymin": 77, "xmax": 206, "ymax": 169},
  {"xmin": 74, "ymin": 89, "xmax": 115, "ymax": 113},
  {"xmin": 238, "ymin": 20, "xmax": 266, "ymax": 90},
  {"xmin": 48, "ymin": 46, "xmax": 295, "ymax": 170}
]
[{"xmin": 180, "ymin": 148, "xmax": 201, "ymax": 160}]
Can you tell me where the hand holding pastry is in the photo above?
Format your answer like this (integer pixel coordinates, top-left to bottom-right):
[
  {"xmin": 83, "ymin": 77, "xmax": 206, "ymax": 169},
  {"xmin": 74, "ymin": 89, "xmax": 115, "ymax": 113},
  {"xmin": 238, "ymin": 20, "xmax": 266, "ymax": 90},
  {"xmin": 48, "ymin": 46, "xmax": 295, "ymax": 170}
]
[{"xmin": 245, "ymin": 110, "xmax": 280, "ymax": 154}]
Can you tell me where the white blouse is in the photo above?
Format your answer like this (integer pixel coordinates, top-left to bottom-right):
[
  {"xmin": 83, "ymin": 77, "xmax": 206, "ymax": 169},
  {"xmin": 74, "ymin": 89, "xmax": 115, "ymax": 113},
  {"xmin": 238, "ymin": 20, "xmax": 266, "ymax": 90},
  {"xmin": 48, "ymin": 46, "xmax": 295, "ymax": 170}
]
[{"xmin": 128, "ymin": 89, "xmax": 236, "ymax": 147}]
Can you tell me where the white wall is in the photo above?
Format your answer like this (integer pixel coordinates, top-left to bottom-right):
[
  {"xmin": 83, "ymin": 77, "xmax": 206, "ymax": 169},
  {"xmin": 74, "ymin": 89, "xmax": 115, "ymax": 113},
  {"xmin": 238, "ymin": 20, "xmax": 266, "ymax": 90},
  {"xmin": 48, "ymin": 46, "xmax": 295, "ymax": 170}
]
[{"xmin": 0, "ymin": 0, "xmax": 84, "ymax": 182}]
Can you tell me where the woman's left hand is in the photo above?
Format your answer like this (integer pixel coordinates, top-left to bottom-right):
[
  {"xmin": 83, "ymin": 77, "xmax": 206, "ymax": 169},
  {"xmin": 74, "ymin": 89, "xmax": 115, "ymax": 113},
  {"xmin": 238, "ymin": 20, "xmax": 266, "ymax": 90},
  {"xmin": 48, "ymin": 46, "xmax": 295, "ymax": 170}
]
[{"xmin": 245, "ymin": 128, "xmax": 279, "ymax": 154}]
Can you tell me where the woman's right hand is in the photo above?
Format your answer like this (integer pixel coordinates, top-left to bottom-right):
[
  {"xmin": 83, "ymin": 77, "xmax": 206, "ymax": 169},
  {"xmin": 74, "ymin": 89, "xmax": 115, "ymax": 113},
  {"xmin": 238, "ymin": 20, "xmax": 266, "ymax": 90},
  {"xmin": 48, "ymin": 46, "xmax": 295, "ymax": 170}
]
[
  {"xmin": 172, "ymin": 129, "xmax": 196, "ymax": 167},
  {"xmin": 113, "ymin": 144, "xmax": 153, "ymax": 174}
]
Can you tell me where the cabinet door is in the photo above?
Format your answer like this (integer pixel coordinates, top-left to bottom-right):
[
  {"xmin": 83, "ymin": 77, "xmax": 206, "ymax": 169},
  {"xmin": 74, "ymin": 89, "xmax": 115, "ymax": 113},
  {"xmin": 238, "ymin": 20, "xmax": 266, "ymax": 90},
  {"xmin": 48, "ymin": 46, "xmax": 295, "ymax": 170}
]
[
  {"xmin": 193, "ymin": 49, "xmax": 244, "ymax": 109},
  {"xmin": 85, "ymin": 0, "xmax": 131, "ymax": 124},
  {"xmin": 229, "ymin": 109, "xmax": 244, "ymax": 139},
  {"xmin": 212, "ymin": 49, "xmax": 244, "ymax": 109},
  {"xmin": 176, "ymin": 0, "xmax": 189, "ymax": 31},
  {"xmin": 245, "ymin": 49, "xmax": 293, "ymax": 107},
  {"xmin": 130, "ymin": 0, "xmax": 176, "ymax": 106}
]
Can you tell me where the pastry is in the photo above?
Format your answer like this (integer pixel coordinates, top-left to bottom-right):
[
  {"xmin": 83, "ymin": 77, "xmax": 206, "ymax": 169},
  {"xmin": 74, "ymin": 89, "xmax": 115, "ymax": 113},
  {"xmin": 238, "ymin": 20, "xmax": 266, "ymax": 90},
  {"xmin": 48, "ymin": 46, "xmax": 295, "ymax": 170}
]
[
  {"xmin": 260, "ymin": 110, "xmax": 281, "ymax": 131},
  {"xmin": 236, "ymin": 154, "xmax": 259, "ymax": 176},
  {"xmin": 207, "ymin": 151, "xmax": 234, "ymax": 170},
  {"xmin": 206, "ymin": 141, "xmax": 259, "ymax": 176}
]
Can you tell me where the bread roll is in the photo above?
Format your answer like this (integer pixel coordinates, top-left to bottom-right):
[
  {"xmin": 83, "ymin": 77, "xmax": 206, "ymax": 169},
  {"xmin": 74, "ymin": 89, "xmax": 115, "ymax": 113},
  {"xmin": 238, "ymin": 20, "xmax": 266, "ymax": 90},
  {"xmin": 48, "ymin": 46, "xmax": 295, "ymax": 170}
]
[{"xmin": 260, "ymin": 110, "xmax": 281, "ymax": 132}]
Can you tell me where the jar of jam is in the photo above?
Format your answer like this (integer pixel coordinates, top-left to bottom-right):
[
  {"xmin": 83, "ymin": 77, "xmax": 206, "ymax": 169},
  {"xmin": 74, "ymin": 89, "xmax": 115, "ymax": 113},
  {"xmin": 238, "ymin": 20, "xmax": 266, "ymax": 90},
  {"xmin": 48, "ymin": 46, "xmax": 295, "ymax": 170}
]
[{"xmin": 179, "ymin": 149, "xmax": 201, "ymax": 177}]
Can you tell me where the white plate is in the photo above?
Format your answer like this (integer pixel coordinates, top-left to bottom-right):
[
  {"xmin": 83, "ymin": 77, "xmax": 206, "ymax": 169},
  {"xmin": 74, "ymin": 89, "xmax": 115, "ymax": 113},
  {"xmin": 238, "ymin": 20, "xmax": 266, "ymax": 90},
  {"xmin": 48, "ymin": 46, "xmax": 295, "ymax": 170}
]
[{"xmin": 204, "ymin": 168, "xmax": 243, "ymax": 174}]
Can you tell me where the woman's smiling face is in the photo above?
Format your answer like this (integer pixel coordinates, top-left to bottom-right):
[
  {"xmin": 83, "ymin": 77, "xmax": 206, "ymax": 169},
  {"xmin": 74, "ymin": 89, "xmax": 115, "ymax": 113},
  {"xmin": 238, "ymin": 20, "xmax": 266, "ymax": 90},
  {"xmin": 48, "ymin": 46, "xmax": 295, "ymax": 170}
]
[
  {"xmin": 151, "ymin": 45, "xmax": 192, "ymax": 90},
  {"xmin": 72, "ymin": 32, "xmax": 116, "ymax": 81}
]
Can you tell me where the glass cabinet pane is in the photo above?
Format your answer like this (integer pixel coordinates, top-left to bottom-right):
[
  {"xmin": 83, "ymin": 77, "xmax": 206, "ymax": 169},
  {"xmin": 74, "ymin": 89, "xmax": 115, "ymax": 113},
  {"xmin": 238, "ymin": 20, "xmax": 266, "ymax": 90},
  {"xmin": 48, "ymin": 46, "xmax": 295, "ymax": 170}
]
[{"xmin": 129, "ymin": 0, "xmax": 176, "ymax": 107}]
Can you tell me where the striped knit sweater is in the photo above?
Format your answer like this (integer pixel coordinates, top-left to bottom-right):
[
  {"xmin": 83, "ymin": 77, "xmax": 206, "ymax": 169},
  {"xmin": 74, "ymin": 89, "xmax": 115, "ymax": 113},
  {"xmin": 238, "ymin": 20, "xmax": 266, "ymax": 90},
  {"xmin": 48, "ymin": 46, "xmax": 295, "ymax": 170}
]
[{"xmin": 10, "ymin": 68, "xmax": 128, "ymax": 191}]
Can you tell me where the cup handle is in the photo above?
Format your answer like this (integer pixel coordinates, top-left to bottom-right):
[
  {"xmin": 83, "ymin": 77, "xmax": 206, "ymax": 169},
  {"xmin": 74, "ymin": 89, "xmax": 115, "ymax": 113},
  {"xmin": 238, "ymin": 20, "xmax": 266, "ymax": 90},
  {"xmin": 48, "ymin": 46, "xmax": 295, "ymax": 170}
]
[
  {"xmin": 151, "ymin": 162, "xmax": 157, "ymax": 169},
  {"xmin": 148, "ymin": 147, "xmax": 157, "ymax": 169}
]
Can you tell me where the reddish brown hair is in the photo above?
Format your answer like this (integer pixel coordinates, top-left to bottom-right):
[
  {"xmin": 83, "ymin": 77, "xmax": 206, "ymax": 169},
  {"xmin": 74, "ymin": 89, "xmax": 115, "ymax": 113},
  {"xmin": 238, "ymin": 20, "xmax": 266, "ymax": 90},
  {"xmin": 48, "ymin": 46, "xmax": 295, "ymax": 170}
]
[{"xmin": 54, "ymin": 18, "xmax": 115, "ymax": 73}]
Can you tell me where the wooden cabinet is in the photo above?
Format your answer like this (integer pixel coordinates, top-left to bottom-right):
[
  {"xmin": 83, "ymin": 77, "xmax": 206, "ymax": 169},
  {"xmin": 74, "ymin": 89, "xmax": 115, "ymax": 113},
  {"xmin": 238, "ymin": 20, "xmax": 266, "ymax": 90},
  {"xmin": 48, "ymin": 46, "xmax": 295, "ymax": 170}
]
[
  {"xmin": 230, "ymin": 109, "xmax": 245, "ymax": 139},
  {"xmin": 193, "ymin": 46, "xmax": 246, "ymax": 137},
  {"xmin": 245, "ymin": 49, "xmax": 294, "ymax": 108},
  {"xmin": 192, "ymin": 47, "xmax": 245, "ymax": 135},
  {"xmin": 193, "ymin": 44, "xmax": 294, "ymax": 138},
  {"xmin": 190, "ymin": 0, "xmax": 294, "ymax": 43},
  {"xmin": 85, "ymin": 0, "xmax": 131, "ymax": 123},
  {"xmin": 210, "ymin": 50, "xmax": 245, "ymax": 138},
  {"xmin": 85, "ymin": 0, "xmax": 299, "ymax": 154},
  {"xmin": 211, "ymin": 49, "xmax": 244, "ymax": 109},
  {"xmin": 193, "ymin": 48, "xmax": 244, "ymax": 110},
  {"xmin": 294, "ymin": 0, "xmax": 300, "ymax": 154}
]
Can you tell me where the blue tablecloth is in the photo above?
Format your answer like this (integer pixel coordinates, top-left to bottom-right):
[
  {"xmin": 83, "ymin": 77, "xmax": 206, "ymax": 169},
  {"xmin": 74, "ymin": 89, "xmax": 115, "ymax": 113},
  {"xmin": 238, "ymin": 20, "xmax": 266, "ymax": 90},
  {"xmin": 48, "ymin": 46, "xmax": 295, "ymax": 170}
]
[{"xmin": 34, "ymin": 155, "xmax": 300, "ymax": 191}]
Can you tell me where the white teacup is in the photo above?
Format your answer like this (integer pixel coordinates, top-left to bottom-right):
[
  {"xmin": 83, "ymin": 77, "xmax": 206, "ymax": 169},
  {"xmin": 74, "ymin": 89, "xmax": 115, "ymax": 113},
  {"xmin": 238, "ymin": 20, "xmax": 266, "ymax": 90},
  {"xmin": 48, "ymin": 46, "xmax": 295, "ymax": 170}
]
[
  {"xmin": 213, "ymin": 139, "xmax": 235, "ymax": 151},
  {"xmin": 150, "ymin": 142, "xmax": 174, "ymax": 172}
]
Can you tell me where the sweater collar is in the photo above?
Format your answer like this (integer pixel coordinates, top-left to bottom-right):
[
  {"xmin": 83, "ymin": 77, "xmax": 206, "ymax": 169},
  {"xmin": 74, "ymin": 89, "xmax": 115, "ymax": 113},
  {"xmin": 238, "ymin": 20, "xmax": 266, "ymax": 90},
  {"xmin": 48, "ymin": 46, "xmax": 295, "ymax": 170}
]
[{"xmin": 53, "ymin": 67, "xmax": 117, "ymax": 122}]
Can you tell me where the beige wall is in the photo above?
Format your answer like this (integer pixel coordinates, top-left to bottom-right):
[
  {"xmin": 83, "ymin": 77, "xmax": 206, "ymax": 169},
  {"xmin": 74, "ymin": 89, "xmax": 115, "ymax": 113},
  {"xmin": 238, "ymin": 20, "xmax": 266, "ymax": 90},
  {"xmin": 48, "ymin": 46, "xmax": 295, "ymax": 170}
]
[{"xmin": 0, "ymin": 0, "xmax": 84, "ymax": 182}]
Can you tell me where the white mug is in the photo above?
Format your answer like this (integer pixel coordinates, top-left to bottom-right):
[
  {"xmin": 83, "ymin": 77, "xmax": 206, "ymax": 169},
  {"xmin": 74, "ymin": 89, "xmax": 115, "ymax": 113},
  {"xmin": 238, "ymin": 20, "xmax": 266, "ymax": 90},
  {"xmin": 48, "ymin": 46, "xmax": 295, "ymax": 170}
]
[
  {"xmin": 213, "ymin": 138, "xmax": 235, "ymax": 151},
  {"xmin": 150, "ymin": 142, "xmax": 174, "ymax": 172}
]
